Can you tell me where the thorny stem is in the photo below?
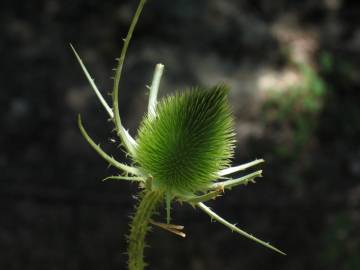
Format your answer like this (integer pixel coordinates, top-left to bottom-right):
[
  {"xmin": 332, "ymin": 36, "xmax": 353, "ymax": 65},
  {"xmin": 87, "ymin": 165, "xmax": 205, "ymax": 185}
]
[
  {"xmin": 112, "ymin": 0, "xmax": 147, "ymax": 157},
  {"xmin": 128, "ymin": 190, "xmax": 163, "ymax": 270}
]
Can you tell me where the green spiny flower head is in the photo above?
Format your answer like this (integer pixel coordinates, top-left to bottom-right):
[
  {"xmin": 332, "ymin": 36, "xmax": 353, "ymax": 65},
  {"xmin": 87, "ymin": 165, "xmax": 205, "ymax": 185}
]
[
  {"xmin": 74, "ymin": 0, "xmax": 285, "ymax": 256},
  {"xmin": 135, "ymin": 85, "xmax": 235, "ymax": 196}
]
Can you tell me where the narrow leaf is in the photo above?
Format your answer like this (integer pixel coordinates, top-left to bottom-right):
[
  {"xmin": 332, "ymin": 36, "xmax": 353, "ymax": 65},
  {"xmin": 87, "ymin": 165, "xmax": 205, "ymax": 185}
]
[
  {"xmin": 211, "ymin": 170, "xmax": 262, "ymax": 190},
  {"xmin": 78, "ymin": 114, "xmax": 141, "ymax": 176},
  {"xmin": 148, "ymin": 63, "xmax": 164, "ymax": 119},
  {"xmin": 182, "ymin": 189, "xmax": 223, "ymax": 204},
  {"xmin": 70, "ymin": 44, "xmax": 114, "ymax": 118},
  {"xmin": 218, "ymin": 159, "xmax": 264, "ymax": 177},
  {"xmin": 197, "ymin": 202, "xmax": 286, "ymax": 255},
  {"xmin": 103, "ymin": 175, "xmax": 145, "ymax": 182}
]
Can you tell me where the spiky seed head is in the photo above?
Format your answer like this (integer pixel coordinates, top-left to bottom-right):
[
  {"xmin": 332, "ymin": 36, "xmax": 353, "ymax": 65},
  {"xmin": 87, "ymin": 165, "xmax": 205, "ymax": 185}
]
[{"xmin": 135, "ymin": 85, "xmax": 235, "ymax": 196}]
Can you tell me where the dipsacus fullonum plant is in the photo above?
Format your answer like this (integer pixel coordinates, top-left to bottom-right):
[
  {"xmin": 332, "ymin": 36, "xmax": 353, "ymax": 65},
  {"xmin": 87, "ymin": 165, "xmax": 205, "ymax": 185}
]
[{"xmin": 72, "ymin": 0, "xmax": 285, "ymax": 269}]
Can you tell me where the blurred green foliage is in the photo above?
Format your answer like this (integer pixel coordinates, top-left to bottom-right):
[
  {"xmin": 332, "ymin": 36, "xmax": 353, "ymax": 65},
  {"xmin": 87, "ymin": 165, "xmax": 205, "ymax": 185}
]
[
  {"xmin": 262, "ymin": 59, "xmax": 328, "ymax": 158},
  {"xmin": 262, "ymin": 51, "xmax": 360, "ymax": 268},
  {"xmin": 320, "ymin": 212, "xmax": 360, "ymax": 269}
]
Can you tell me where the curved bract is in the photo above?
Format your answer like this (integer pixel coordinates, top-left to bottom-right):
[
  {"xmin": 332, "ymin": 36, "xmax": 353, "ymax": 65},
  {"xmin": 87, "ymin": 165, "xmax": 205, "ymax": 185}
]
[{"xmin": 135, "ymin": 85, "xmax": 235, "ymax": 196}]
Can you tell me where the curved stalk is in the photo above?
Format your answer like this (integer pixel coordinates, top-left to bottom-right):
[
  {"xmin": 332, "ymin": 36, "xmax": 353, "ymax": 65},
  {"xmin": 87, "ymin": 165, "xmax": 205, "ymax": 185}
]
[
  {"xmin": 112, "ymin": 0, "xmax": 147, "ymax": 157},
  {"xmin": 128, "ymin": 190, "xmax": 163, "ymax": 270},
  {"xmin": 77, "ymin": 114, "xmax": 141, "ymax": 176}
]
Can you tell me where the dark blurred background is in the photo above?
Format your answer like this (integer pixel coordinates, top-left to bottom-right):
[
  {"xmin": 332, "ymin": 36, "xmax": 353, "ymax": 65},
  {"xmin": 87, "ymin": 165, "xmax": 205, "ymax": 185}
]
[{"xmin": 1, "ymin": 0, "xmax": 360, "ymax": 269}]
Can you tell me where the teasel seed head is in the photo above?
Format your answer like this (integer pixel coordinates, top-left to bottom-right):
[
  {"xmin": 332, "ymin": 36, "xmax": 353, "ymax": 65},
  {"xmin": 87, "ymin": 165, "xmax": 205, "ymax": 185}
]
[{"xmin": 135, "ymin": 85, "xmax": 235, "ymax": 197}]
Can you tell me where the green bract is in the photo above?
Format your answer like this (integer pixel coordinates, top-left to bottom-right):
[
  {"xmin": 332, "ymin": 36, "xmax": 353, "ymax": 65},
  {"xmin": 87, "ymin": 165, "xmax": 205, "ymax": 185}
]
[{"xmin": 135, "ymin": 85, "xmax": 235, "ymax": 196}]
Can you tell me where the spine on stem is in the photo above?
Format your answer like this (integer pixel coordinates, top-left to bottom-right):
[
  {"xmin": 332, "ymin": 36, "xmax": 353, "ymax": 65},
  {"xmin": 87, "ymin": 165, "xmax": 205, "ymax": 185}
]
[{"xmin": 128, "ymin": 190, "xmax": 163, "ymax": 270}]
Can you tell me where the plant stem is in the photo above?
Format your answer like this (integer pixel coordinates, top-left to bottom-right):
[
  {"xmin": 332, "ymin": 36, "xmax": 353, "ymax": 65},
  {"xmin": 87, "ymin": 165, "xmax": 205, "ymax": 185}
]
[
  {"xmin": 128, "ymin": 190, "xmax": 163, "ymax": 270},
  {"xmin": 112, "ymin": 0, "xmax": 147, "ymax": 157}
]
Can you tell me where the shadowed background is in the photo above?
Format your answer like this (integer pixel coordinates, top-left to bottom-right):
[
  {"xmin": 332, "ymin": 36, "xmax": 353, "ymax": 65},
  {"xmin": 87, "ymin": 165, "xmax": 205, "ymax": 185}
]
[{"xmin": 1, "ymin": 0, "xmax": 360, "ymax": 269}]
